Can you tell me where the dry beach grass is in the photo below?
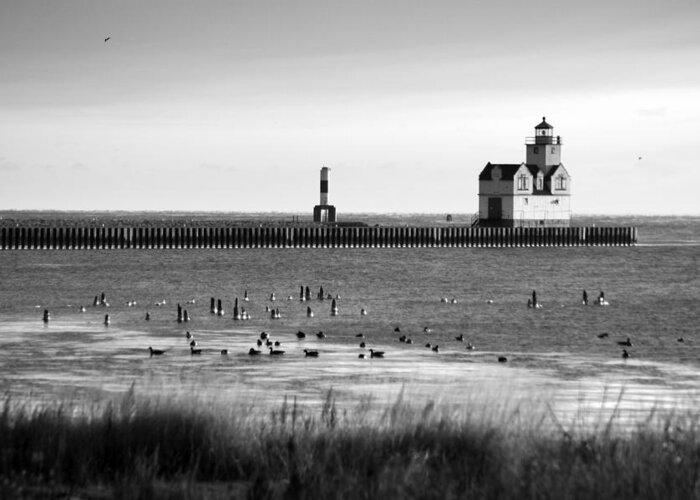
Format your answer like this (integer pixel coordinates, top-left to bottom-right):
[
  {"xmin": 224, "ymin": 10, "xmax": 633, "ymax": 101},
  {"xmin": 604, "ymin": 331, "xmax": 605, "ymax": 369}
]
[{"xmin": 2, "ymin": 386, "xmax": 700, "ymax": 499}]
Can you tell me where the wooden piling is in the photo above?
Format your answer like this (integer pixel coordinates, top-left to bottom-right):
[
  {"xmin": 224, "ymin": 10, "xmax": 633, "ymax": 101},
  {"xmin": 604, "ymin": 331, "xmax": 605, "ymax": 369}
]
[{"xmin": 0, "ymin": 223, "xmax": 640, "ymax": 250}]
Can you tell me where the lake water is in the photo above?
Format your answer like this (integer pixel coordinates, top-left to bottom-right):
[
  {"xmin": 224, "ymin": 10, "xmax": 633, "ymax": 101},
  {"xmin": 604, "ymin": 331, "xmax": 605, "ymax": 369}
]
[{"xmin": 1, "ymin": 213, "xmax": 699, "ymax": 431}]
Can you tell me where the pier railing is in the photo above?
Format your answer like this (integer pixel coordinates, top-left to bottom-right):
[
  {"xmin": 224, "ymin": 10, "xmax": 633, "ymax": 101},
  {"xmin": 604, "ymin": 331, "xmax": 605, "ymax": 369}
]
[{"xmin": 0, "ymin": 225, "xmax": 637, "ymax": 249}]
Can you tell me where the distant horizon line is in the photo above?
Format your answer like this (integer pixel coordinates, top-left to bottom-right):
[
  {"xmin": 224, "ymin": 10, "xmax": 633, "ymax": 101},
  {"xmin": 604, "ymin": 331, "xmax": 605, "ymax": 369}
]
[{"xmin": 1, "ymin": 209, "xmax": 698, "ymax": 218}]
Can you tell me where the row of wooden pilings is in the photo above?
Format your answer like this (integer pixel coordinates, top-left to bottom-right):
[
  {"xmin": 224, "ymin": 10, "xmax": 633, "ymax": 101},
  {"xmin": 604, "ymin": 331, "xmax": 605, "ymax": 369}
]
[{"xmin": 0, "ymin": 225, "xmax": 637, "ymax": 250}]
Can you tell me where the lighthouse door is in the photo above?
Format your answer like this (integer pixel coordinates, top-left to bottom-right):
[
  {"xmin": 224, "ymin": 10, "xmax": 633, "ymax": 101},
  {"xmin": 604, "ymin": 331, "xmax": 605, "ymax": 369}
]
[{"xmin": 488, "ymin": 197, "xmax": 502, "ymax": 220}]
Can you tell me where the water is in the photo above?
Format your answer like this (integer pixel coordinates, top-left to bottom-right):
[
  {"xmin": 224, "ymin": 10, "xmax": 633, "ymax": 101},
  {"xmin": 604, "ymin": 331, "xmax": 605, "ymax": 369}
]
[{"xmin": 1, "ymin": 213, "xmax": 699, "ymax": 430}]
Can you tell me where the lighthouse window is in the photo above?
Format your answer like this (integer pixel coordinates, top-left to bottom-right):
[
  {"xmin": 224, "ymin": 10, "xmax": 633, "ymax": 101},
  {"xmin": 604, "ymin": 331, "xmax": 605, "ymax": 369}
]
[
  {"xmin": 517, "ymin": 175, "xmax": 529, "ymax": 190},
  {"xmin": 537, "ymin": 178, "xmax": 543, "ymax": 190},
  {"xmin": 555, "ymin": 176, "xmax": 567, "ymax": 190},
  {"xmin": 533, "ymin": 147, "xmax": 539, "ymax": 154}
]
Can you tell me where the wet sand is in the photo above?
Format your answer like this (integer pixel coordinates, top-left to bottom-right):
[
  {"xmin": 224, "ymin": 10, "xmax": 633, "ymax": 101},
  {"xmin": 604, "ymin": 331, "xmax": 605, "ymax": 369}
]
[{"xmin": 3, "ymin": 314, "xmax": 699, "ymax": 433}]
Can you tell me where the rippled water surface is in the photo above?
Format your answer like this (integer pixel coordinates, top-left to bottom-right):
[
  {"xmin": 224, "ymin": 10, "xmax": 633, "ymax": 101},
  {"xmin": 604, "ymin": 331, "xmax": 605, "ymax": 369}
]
[{"xmin": 1, "ymin": 214, "xmax": 699, "ymax": 429}]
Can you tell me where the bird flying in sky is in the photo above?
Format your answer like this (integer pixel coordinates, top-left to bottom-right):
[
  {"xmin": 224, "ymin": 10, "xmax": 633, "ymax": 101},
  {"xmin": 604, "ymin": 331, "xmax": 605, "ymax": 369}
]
[{"xmin": 104, "ymin": 37, "xmax": 111, "ymax": 42}]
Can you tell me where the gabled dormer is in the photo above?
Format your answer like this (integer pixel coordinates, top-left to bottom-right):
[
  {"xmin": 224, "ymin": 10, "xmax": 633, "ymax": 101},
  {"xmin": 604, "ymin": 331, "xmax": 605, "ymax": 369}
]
[
  {"xmin": 514, "ymin": 164, "xmax": 532, "ymax": 194},
  {"xmin": 546, "ymin": 164, "xmax": 571, "ymax": 195},
  {"xmin": 533, "ymin": 170, "xmax": 545, "ymax": 193}
]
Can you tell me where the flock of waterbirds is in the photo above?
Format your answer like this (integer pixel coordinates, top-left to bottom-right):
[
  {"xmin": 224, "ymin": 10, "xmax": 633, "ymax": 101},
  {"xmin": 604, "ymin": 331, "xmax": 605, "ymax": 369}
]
[{"xmin": 39, "ymin": 286, "xmax": 650, "ymax": 362}]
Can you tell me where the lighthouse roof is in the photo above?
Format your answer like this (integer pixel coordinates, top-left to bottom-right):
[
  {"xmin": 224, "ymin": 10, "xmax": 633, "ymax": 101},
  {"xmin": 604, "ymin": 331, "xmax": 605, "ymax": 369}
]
[
  {"xmin": 535, "ymin": 117, "xmax": 553, "ymax": 129},
  {"xmin": 478, "ymin": 163, "xmax": 522, "ymax": 181}
]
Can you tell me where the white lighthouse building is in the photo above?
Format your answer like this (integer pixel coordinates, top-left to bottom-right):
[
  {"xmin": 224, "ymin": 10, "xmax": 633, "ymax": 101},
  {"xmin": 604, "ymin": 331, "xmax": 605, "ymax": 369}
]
[{"xmin": 477, "ymin": 117, "xmax": 571, "ymax": 227}]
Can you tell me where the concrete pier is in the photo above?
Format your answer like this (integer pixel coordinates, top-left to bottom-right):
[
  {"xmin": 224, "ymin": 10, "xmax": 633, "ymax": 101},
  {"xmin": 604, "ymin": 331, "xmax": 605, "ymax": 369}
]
[{"xmin": 0, "ymin": 225, "xmax": 637, "ymax": 250}]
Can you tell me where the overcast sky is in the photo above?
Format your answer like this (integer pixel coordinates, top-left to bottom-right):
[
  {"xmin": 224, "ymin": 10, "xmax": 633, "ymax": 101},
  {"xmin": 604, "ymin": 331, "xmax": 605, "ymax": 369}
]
[{"xmin": 1, "ymin": 0, "xmax": 699, "ymax": 214}]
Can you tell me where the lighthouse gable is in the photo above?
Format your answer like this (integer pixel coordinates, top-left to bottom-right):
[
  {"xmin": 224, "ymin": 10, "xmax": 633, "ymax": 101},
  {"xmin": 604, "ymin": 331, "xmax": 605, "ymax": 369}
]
[{"xmin": 546, "ymin": 164, "xmax": 571, "ymax": 195}]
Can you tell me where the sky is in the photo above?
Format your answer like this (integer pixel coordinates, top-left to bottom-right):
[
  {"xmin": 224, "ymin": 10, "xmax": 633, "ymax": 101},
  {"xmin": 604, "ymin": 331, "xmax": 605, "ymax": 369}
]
[{"xmin": 1, "ymin": 0, "xmax": 699, "ymax": 215}]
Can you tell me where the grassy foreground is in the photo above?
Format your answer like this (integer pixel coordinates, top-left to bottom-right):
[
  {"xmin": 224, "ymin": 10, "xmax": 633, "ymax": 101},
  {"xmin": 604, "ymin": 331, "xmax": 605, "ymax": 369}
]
[{"xmin": 1, "ymin": 387, "xmax": 699, "ymax": 499}]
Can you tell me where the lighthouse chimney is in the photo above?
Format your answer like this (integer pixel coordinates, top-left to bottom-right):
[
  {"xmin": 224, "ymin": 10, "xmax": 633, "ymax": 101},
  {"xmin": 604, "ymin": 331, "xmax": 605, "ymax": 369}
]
[{"xmin": 313, "ymin": 166, "xmax": 337, "ymax": 223}]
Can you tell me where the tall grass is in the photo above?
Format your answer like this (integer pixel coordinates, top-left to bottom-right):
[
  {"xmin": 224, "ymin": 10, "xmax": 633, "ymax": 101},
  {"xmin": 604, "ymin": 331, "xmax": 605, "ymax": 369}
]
[{"xmin": 1, "ymin": 386, "xmax": 700, "ymax": 499}]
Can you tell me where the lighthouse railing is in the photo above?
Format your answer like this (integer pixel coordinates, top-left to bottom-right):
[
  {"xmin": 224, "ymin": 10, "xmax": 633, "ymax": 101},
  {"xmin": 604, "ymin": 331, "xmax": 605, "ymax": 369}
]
[{"xmin": 525, "ymin": 136, "xmax": 562, "ymax": 145}]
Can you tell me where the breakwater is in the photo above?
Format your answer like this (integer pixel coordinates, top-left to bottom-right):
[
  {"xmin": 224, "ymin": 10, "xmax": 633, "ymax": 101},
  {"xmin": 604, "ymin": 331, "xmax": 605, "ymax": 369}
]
[{"xmin": 0, "ymin": 225, "xmax": 636, "ymax": 249}]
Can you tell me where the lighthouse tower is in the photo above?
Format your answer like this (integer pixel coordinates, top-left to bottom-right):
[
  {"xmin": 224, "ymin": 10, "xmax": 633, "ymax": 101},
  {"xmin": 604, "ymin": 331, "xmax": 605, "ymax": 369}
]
[
  {"xmin": 525, "ymin": 117, "xmax": 562, "ymax": 175},
  {"xmin": 313, "ymin": 166, "xmax": 337, "ymax": 223}
]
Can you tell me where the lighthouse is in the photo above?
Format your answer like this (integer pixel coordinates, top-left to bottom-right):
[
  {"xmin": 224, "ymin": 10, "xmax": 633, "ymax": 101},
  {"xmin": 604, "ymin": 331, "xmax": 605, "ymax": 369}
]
[
  {"xmin": 477, "ymin": 117, "xmax": 571, "ymax": 227},
  {"xmin": 313, "ymin": 166, "xmax": 337, "ymax": 223}
]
